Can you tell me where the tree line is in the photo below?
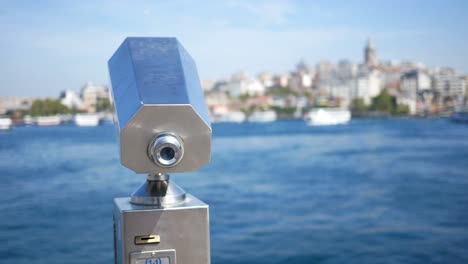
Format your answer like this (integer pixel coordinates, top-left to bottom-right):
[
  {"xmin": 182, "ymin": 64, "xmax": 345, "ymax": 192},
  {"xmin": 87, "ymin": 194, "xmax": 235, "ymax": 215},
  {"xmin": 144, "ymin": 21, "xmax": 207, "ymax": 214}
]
[
  {"xmin": 351, "ymin": 90, "xmax": 409, "ymax": 115},
  {"xmin": 26, "ymin": 98, "xmax": 112, "ymax": 117}
]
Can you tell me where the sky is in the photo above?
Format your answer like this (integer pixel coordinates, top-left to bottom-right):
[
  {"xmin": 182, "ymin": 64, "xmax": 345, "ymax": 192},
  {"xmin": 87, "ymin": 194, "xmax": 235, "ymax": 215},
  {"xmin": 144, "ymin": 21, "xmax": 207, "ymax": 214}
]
[{"xmin": 1, "ymin": 0, "xmax": 468, "ymax": 97}]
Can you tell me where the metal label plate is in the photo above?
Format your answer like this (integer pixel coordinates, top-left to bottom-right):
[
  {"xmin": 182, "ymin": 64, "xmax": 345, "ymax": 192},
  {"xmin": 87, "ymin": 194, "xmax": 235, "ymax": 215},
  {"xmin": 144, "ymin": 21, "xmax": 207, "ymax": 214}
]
[{"xmin": 130, "ymin": 249, "xmax": 176, "ymax": 264}]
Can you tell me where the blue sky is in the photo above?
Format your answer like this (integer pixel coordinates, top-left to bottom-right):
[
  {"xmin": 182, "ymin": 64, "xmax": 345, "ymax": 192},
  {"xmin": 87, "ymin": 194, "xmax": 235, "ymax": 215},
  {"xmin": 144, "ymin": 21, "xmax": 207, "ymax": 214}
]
[{"xmin": 1, "ymin": 0, "xmax": 467, "ymax": 97}]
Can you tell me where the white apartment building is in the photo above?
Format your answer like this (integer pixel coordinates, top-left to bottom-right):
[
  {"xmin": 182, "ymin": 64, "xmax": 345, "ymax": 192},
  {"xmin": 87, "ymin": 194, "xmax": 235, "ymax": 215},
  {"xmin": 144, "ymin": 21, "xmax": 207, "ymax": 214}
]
[
  {"xmin": 274, "ymin": 73, "xmax": 290, "ymax": 88},
  {"xmin": 81, "ymin": 82, "xmax": 109, "ymax": 113},
  {"xmin": 257, "ymin": 72, "xmax": 274, "ymax": 88},
  {"xmin": 400, "ymin": 70, "xmax": 431, "ymax": 114},
  {"xmin": 60, "ymin": 90, "xmax": 83, "ymax": 110},
  {"xmin": 226, "ymin": 79, "xmax": 266, "ymax": 97},
  {"xmin": 401, "ymin": 70, "xmax": 431, "ymax": 96},
  {"xmin": 350, "ymin": 70, "xmax": 382, "ymax": 105},
  {"xmin": 432, "ymin": 68, "xmax": 466, "ymax": 100},
  {"xmin": 0, "ymin": 97, "xmax": 33, "ymax": 114},
  {"xmin": 336, "ymin": 60, "xmax": 357, "ymax": 80},
  {"xmin": 205, "ymin": 91, "xmax": 230, "ymax": 106},
  {"xmin": 316, "ymin": 61, "xmax": 335, "ymax": 81},
  {"xmin": 330, "ymin": 80, "xmax": 352, "ymax": 108},
  {"xmin": 400, "ymin": 61, "xmax": 426, "ymax": 72},
  {"xmin": 380, "ymin": 67, "xmax": 402, "ymax": 89},
  {"xmin": 289, "ymin": 72, "xmax": 312, "ymax": 91},
  {"xmin": 201, "ymin": 80, "xmax": 216, "ymax": 92}
]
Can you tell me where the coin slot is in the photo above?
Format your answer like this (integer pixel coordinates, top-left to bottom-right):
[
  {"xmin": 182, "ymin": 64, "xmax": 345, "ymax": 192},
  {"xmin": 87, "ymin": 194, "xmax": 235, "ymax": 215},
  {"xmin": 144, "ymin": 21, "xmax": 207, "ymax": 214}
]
[{"xmin": 135, "ymin": 235, "xmax": 161, "ymax": 245}]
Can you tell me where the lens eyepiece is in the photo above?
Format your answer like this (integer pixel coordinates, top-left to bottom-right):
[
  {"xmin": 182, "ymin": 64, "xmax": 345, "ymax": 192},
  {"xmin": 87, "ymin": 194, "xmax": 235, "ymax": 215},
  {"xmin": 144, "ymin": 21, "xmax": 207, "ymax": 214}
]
[
  {"xmin": 160, "ymin": 147, "xmax": 175, "ymax": 161},
  {"xmin": 148, "ymin": 133, "xmax": 184, "ymax": 167}
]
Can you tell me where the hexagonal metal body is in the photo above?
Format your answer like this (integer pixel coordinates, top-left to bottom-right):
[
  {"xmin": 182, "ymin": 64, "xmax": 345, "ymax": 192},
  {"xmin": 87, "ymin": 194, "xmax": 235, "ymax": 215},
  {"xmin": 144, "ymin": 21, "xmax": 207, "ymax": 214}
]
[{"xmin": 108, "ymin": 37, "xmax": 211, "ymax": 174}]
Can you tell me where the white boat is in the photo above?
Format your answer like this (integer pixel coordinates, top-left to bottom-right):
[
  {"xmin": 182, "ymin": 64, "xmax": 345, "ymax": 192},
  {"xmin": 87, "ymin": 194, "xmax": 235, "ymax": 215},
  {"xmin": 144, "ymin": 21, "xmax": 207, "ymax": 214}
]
[
  {"xmin": 23, "ymin": 115, "xmax": 34, "ymax": 125},
  {"xmin": 59, "ymin": 114, "xmax": 73, "ymax": 124},
  {"xmin": 99, "ymin": 112, "xmax": 115, "ymax": 124},
  {"xmin": 248, "ymin": 110, "xmax": 277, "ymax": 123},
  {"xmin": 451, "ymin": 106, "xmax": 468, "ymax": 123},
  {"xmin": 36, "ymin": 116, "xmax": 61, "ymax": 126},
  {"xmin": 0, "ymin": 117, "xmax": 13, "ymax": 130},
  {"xmin": 305, "ymin": 108, "xmax": 351, "ymax": 126},
  {"xmin": 74, "ymin": 113, "xmax": 101, "ymax": 127},
  {"xmin": 213, "ymin": 111, "xmax": 246, "ymax": 123}
]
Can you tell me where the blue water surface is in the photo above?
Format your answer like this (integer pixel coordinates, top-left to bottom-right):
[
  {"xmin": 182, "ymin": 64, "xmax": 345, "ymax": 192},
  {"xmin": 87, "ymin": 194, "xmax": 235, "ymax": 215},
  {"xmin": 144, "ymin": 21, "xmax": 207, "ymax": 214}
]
[{"xmin": 1, "ymin": 119, "xmax": 468, "ymax": 264}]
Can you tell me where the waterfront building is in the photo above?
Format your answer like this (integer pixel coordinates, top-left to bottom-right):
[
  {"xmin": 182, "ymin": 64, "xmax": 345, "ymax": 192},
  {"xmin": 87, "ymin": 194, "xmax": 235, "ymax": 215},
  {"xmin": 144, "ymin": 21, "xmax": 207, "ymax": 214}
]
[
  {"xmin": 350, "ymin": 70, "xmax": 382, "ymax": 105},
  {"xmin": 59, "ymin": 90, "xmax": 83, "ymax": 110},
  {"xmin": 81, "ymin": 82, "xmax": 109, "ymax": 113},
  {"xmin": 432, "ymin": 68, "xmax": 466, "ymax": 103},
  {"xmin": 401, "ymin": 70, "xmax": 431, "ymax": 94},
  {"xmin": 210, "ymin": 80, "xmax": 229, "ymax": 93},
  {"xmin": 289, "ymin": 72, "xmax": 312, "ymax": 91},
  {"xmin": 271, "ymin": 97, "xmax": 287, "ymax": 108},
  {"xmin": 257, "ymin": 72, "xmax": 275, "ymax": 88},
  {"xmin": 357, "ymin": 63, "xmax": 371, "ymax": 76},
  {"xmin": 379, "ymin": 60, "xmax": 400, "ymax": 68},
  {"xmin": 201, "ymin": 80, "xmax": 216, "ymax": 92},
  {"xmin": 379, "ymin": 67, "xmax": 402, "ymax": 90},
  {"xmin": 397, "ymin": 97, "xmax": 418, "ymax": 114},
  {"xmin": 0, "ymin": 96, "xmax": 33, "ymax": 114},
  {"xmin": 205, "ymin": 92, "xmax": 232, "ymax": 118},
  {"xmin": 400, "ymin": 60, "xmax": 426, "ymax": 73},
  {"xmin": 314, "ymin": 61, "xmax": 336, "ymax": 95},
  {"xmin": 316, "ymin": 61, "xmax": 335, "ymax": 81},
  {"xmin": 336, "ymin": 60, "xmax": 357, "ymax": 81},
  {"xmin": 205, "ymin": 91, "xmax": 230, "ymax": 107},
  {"xmin": 226, "ymin": 74, "xmax": 266, "ymax": 97},
  {"xmin": 300, "ymin": 73, "xmax": 313, "ymax": 88},
  {"xmin": 274, "ymin": 73, "xmax": 290, "ymax": 88},
  {"xmin": 244, "ymin": 95, "xmax": 273, "ymax": 109},
  {"xmin": 330, "ymin": 80, "xmax": 352, "ymax": 108},
  {"xmin": 400, "ymin": 70, "xmax": 431, "ymax": 114},
  {"xmin": 271, "ymin": 94, "xmax": 299, "ymax": 109},
  {"xmin": 462, "ymin": 75, "xmax": 468, "ymax": 101}
]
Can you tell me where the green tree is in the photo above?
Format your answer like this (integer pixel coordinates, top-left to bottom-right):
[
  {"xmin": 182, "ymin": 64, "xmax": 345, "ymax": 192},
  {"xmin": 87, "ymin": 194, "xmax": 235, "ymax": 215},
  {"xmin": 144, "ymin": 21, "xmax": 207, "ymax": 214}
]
[
  {"xmin": 270, "ymin": 106, "xmax": 296, "ymax": 115},
  {"xmin": 30, "ymin": 99, "xmax": 70, "ymax": 117},
  {"xmin": 351, "ymin": 98, "xmax": 368, "ymax": 112},
  {"xmin": 238, "ymin": 93, "xmax": 251, "ymax": 102},
  {"xmin": 370, "ymin": 90, "xmax": 394, "ymax": 113},
  {"xmin": 393, "ymin": 104, "xmax": 410, "ymax": 115},
  {"xmin": 349, "ymin": 91, "xmax": 411, "ymax": 116},
  {"xmin": 267, "ymin": 86, "xmax": 297, "ymax": 97}
]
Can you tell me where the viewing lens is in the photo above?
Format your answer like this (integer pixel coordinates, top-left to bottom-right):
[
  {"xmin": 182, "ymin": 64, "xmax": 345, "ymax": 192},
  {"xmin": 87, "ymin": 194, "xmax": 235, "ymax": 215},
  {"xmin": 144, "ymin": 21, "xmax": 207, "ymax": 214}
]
[
  {"xmin": 160, "ymin": 147, "xmax": 175, "ymax": 161},
  {"xmin": 148, "ymin": 133, "xmax": 184, "ymax": 167}
]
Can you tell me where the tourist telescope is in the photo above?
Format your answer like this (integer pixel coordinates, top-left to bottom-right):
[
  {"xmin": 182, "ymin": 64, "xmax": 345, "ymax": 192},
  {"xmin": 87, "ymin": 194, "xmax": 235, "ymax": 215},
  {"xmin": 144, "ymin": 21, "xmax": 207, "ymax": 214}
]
[{"xmin": 108, "ymin": 37, "xmax": 212, "ymax": 264}]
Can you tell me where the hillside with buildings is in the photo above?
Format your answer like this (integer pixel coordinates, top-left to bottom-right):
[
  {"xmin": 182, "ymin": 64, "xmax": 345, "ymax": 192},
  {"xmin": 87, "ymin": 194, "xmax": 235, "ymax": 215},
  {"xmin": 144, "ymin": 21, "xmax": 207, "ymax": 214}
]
[
  {"xmin": 203, "ymin": 39, "xmax": 467, "ymax": 119},
  {"xmin": 1, "ymin": 39, "xmax": 467, "ymax": 122}
]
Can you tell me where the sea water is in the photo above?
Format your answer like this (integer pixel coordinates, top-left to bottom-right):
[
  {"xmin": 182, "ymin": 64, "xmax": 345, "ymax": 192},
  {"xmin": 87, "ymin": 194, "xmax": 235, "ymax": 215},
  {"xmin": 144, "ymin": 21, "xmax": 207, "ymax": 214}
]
[{"xmin": 0, "ymin": 119, "xmax": 468, "ymax": 264}]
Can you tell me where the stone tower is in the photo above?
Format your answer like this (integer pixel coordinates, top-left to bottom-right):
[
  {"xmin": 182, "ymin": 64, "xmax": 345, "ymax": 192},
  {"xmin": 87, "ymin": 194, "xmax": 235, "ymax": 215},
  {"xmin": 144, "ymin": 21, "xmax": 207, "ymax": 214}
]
[{"xmin": 365, "ymin": 38, "xmax": 377, "ymax": 67}]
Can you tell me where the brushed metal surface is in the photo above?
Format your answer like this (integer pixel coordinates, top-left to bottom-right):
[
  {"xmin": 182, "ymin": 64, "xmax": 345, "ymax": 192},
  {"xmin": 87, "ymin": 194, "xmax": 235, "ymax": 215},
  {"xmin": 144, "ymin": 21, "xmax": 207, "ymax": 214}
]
[
  {"xmin": 108, "ymin": 37, "xmax": 211, "ymax": 174},
  {"xmin": 114, "ymin": 195, "xmax": 210, "ymax": 264}
]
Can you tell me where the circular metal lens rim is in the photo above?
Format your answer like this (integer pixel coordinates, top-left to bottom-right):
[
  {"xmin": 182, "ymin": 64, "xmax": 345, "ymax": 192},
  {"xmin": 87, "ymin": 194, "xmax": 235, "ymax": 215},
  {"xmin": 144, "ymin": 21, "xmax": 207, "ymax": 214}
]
[{"xmin": 148, "ymin": 133, "xmax": 184, "ymax": 168}]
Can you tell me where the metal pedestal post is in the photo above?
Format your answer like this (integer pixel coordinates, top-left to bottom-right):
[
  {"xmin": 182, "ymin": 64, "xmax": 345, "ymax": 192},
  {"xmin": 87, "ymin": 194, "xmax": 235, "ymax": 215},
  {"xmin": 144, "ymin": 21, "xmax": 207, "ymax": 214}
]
[{"xmin": 114, "ymin": 175, "xmax": 210, "ymax": 264}]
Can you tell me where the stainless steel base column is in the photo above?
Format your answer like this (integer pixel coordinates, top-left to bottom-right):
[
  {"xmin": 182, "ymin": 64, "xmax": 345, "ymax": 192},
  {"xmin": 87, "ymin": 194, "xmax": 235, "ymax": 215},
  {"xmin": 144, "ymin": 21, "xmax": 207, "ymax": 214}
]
[{"xmin": 114, "ymin": 195, "xmax": 210, "ymax": 264}]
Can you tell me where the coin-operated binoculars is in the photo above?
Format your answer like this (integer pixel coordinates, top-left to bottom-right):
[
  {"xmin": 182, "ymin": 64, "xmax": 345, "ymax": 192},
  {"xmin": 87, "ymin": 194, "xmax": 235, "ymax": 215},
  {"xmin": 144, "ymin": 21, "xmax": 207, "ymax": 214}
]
[{"xmin": 108, "ymin": 37, "xmax": 211, "ymax": 264}]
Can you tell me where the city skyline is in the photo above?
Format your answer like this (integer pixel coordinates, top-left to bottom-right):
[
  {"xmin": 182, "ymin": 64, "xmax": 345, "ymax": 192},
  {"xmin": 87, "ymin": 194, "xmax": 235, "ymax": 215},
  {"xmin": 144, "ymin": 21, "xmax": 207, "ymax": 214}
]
[{"xmin": 1, "ymin": 0, "xmax": 468, "ymax": 97}]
